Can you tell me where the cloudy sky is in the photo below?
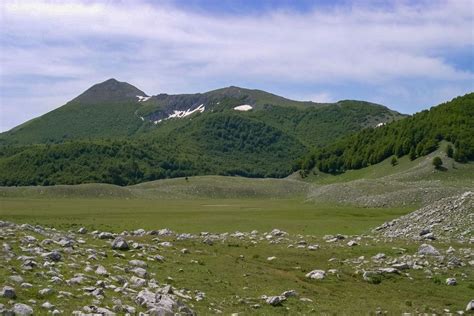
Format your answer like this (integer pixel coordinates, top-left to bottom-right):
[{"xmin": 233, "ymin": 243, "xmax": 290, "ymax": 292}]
[{"xmin": 0, "ymin": 0, "xmax": 473, "ymax": 132}]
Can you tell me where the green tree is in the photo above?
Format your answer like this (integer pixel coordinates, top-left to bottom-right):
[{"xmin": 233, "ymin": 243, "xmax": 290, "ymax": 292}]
[
  {"xmin": 446, "ymin": 144, "xmax": 454, "ymax": 158},
  {"xmin": 390, "ymin": 156, "xmax": 398, "ymax": 166},
  {"xmin": 432, "ymin": 156, "xmax": 443, "ymax": 169},
  {"xmin": 409, "ymin": 147, "xmax": 417, "ymax": 161}
]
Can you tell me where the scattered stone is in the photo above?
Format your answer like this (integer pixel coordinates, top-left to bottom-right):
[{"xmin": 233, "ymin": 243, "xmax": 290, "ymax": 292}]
[
  {"xmin": 417, "ymin": 244, "xmax": 440, "ymax": 256},
  {"xmin": 95, "ymin": 265, "xmax": 108, "ymax": 276},
  {"xmin": 9, "ymin": 275, "xmax": 24, "ymax": 283},
  {"xmin": 12, "ymin": 303, "xmax": 34, "ymax": 315},
  {"xmin": 305, "ymin": 270, "xmax": 326, "ymax": 280},
  {"xmin": 282, "ymin": 290, "xmax": 297, "ymax": 298},
  {"xmin": 112, "ymin": 237, "xmax": 129, "ymax": 250},
  {"xmin": 98, "ymin": 232, "xmax": 114, "ymax": 239},
  {"xmin": 266, "ymin": 295, "xmax": 286, "ymax": 306},
  {"xmin": 446, "ymin": 278, "xmax": 457, "ymax": 286},
  {"xmin": 347, "ymin": 240, "xmax": 358, "ymax": 247},
  {"xmin": 38, "ymin": 288, "xmax": 54, "ymax": 297},
  {"xmin": 43, "ymin": 251, "xmax": 62, "ymax": 262},
  {"xmin": 1, "ymin": 286, "xmax": 16, "ymax": 299},
  {"xmin": 41, "ymin": 302, "xmax": 55, "ymax": 310},
  {"xmin": 466, "ymin": 300, "xmax": 474, "ymax": 311},
  {"xmin": 129, "ymin": 259, "xmax": 147, "ymax": 268},
  {"xmin": 77, "ymin": 227, "xmax": 87, "ymax": 234}
]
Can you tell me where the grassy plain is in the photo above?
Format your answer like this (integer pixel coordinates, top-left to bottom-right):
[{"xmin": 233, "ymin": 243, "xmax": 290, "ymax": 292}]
[{"xmin": 0, "ymin": 198, "xmax": 410, "ymax": 236}]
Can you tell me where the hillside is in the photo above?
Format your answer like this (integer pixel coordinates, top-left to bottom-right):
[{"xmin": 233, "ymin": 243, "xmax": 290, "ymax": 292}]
[
  {"xmin": 299, "ymin": 93, "xmax": 474, "ymax": 174},
  {"xmin": 0, "ymin": 79, "xmax": 405, "ymax": 186},
  {"xmin": 0, "ymin": 79, "xmax": 402, "ymax": 146}
]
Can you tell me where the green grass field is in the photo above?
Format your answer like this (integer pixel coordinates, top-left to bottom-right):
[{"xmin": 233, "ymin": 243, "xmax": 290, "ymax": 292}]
[
  {"xmin": 0, "ymin": 198, "xmax": 411, "ymax": 236},
  {"xmin": 0, "ymin": 196, "xmax": 471, "ymax": 314}
]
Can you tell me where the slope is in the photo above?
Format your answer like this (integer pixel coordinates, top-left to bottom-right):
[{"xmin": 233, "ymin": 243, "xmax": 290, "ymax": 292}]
[
  {"xmin": 0, "ymin": 79, "xmax": 147, "ymax": 144},
  {"xmin": 299, "ymin": 93, "xmax": 474, "ymax": 174}
]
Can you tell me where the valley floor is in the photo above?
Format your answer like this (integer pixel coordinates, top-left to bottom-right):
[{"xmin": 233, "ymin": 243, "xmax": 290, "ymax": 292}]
[
  {"xmin": 0, "ymin": 196, "xmax": 472, "ymax": 315},
  {"xmin": 0, "ymin": 149, "xmax": 472, "ymax": 314}
]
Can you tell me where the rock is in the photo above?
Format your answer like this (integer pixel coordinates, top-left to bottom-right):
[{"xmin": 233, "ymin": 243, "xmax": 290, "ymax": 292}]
[
  {"xmin": 372, "ymin": 253, "xmax": 386, "ymax": 260},
  {"xmin": 417, "ymin": 244, "xmax": 440, "ymax": 256},
  {"xmin": 131, "ymin": 267, "xmax": 147, "ymax": 278},
  {"xmin": 98, "ymin": 232, "xmax": 114, "ymax": 239},
  {"xmin": 43, "ymin": 251, "xmax": 62, "ymax": 262},
  {"xmin": 129, "ymin": 259, "xmax": 147, "ymax": 268},
  {"xmin": 1, "ymin": 286, "xmax": 16, "ymax": 299},
  {"xmin": 466, "ymin": 300, "xmax": 474, "ymax": 311},
  {"xmin": 347, "ymin": 240, "xmax": 358, "ymax": 247},
  {"xmin": 363, "ymin": 271, "xmax": 381, "ymax": 283},
  {"xmin": 38, "ymin": 288, "xmax": 54, "ymax": 297},
  {"xmin": 305, "ymin": 270, "xmax": 326, "ymax": 280},
  {"xmin": 130, "ymin": 276, "xmax": 147, "ymax": 288},
  {"xmin": 9, "ymin": 275, "xmax": 24, "ymax": 283},
  {"xmin": 378, "ymin": 268, "xmax": 399, "ymax": 274},
  {"xmin": 281, "ymin": 290, "xmax": 297, "ymax": 298},
  {"xmin": 266, "ymin": 295, "xmax": 286, "ymax": 306},
  {"xmin": 22, "ymin": 236, "xmax": 37, "ymax": 243},
  {"xmin": 419, "ymin": 228, "xmax": 431, "ymax": 236},
  {"xmin": 12, "ymin": 303, "xmax": 34, "ymax": 315},
  {"xmin": 95, "ymin": 265, "xmax": 108, "ymax": 276},
  {"xmin": 422, "ymin": 232, "xmax": 436, "ymax": 240},
  {"xmin": 67, "ymin": 275, "xmax": 85, "ymax": 285},
  {"xmin": 135, "ymin": 289, "xmax": 195, "ymax": 315},
  {"xmin": 392, "ymin": 263, "xmax": 410, "ymax": 270},
  {"xmin": 112, "ymin": 237, "xmax": 129, "ymax": 250},
  {"xmin": 181, "ymin": 248, "xmax": 190, "ymax": 254},
  {"xmin": 41, "ymin": 302, "xmax": 55, "ymax": 310},
  {"xmin": 77, "ymin": 227, "xmax": 87, "ymax": 234},
  {"xmin": 446, "ymin": 278, "xmax": 457, "ymax": 286},
  {"xmin": 307, "ymin": 244, "xmax": 320, "ymax": 251},
  {"xmin": 267, "ymin": 256, "xmax": 277, "ymax": 261}
]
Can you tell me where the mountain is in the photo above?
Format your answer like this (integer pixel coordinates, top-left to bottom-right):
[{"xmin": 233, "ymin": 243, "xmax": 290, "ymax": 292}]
[
  {"xmin": 0, "ymin": 79, "xmax": 406, "ymax": 186},
  {"xmin": 0, "ymin": 79, "xmax": 402, "ymax": 145},
  {"xmin": 299, "ymin": 93, "xmax": 474, "ymax": 175}
]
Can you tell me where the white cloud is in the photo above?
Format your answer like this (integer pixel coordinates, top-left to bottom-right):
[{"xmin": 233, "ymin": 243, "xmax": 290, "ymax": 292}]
[{"xmin": 0, "ymin": 0, "xmax": 473, "ymax": 131}]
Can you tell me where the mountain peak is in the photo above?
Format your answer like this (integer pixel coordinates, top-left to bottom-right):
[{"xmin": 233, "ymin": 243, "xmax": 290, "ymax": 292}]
[{"xmin": 73, "ymin": 79, "xmax": 147, "ymax": 104}]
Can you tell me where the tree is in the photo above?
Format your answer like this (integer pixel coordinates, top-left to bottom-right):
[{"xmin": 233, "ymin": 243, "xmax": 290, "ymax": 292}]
[
  {"xmin": 390, "ymin": 156, "xmax": 398, "ymax": 166},
  {"xmin": 432, "ymin": 156, "xmax": 443, "ymax": 169},
  {"xmin": 409, "ymin": 147, "xmax": 417, "ymax": 161},
  {"xmin": 446, "ymin": 144, "xmax": 454, "ymax": 158}
]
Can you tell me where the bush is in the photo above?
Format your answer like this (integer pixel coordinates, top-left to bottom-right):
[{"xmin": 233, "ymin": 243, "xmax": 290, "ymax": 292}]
[
  {"xmin": 432, "ymin": 156, "xmax": 443, "ymax": 169},
  {"xmin": 390, "ymin": 156, "xmax": 398, "ymax": 166},
  {"xmin": 446, "ymin": 144, "xmax": 454, "ymax": 158}
]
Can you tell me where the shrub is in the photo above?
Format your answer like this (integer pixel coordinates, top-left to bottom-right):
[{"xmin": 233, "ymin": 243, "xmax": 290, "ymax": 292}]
[{"xmin": 432, "ymin": 156, "xmax": 443, "ymax": 169}]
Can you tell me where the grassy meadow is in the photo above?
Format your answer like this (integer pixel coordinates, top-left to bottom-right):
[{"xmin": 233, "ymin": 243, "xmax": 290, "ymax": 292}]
[{"xmin": 0, "ymin": 197, "xmax": 411, "ymax": 236}]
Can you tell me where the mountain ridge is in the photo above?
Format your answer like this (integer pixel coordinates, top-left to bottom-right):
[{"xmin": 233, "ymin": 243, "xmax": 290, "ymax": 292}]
[{"xmin": 0, "ymin": 79, "xmax": 404, "ymax": 145}]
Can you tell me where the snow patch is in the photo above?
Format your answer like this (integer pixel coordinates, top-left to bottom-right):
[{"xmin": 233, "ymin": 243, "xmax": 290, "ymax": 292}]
[
  {"xmin": 154, "ymin": 104, "xmax": 205, "ymax": 124},
  {"xmin": 168, "ymin": 104, "xmax": 205, "ymax": 119},
  {"xmin": 233, "ymin": 104, "xmax": 253, "ymax": 111},
  {"xmin": 136, "ymin": 95, "xmax": 151, "ymax": 102}
]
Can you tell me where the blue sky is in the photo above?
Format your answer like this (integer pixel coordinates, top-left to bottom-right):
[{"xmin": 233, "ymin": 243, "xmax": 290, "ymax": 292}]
[{"xmin": 1, "ymin": 0, "xmax": 473, "ymax": 132}]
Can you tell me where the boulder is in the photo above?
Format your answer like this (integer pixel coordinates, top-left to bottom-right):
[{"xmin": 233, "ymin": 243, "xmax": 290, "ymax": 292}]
[
  {"xmin": 12, "ymin": 303, "xmax": 34, "ymax": 315},
  {"xmin": 305, "ymin": 270, "xmax": 326, "ymax": 280},
  {"xmin": 112, "ymin": 237, "xmax": 129, "ymax": 250},
  {"xmin": 417, "ymin": 244, "xmax": 440, "ymax": 256},
  {"xmin": 266, "ymin": 295, "xmax": 286, "ymax": 306},
  {"xmin": 1, "ymin": 286, "xmax": 16, "ymax": 299}
]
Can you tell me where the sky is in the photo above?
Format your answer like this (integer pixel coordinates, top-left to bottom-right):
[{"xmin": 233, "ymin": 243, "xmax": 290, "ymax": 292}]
[{"xmin": 0, "ymin": 0, "xmax": 473, "ymax": 132}]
